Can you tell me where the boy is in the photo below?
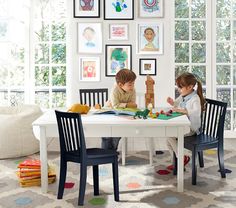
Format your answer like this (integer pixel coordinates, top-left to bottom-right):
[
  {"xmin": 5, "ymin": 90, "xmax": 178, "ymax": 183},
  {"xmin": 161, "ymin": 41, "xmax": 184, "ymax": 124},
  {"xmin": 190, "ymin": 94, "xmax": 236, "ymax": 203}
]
[{"xmin": 101, "ymin": 69, "xmax": 137, "ymax": 150}]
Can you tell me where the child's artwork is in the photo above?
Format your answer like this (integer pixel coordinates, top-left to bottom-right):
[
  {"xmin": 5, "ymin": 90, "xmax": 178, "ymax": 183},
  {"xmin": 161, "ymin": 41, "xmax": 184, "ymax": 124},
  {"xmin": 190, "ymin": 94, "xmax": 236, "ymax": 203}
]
[
  {"xmin": 78, "ymin": 23, "xmax": 102, "ymax": 53},
  {"xmin": 109, "ymin": 24, "xmax": 128, "ymax": 40},
  {"xmin": 105, "ymin": 45, "xmax": 132, "ymax": 77},
  {"xmin": 137, "ymin": 23, "xmax": 163, "ymax": 54},
  {"xmin": 74, "ymin": 0, "xmax": 100, "ymax": 17},
  {"xmin": 79, "ymin": 57, "xmax": 100, "ymax": 81},
  {"xmin": 139, "ymin": 0, "xmax": 164, "ymax": 17},
  {"xmin": 104, "ymin": 0, "xmax": 134, "ymax": 20}
]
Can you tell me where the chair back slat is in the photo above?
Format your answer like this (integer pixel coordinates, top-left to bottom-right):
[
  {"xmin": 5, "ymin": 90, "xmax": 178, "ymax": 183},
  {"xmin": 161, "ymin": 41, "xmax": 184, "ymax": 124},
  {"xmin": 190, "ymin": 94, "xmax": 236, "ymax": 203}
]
[
  {"xmin": 202, "ymin": 99, "xmax": 227, "ymax": 140},
  {"xmin": 79, "ymin": 88, "xmax": 108, "ymax": 107},
  {"xmin": 55, "ymin": 111, "xmax": 86, "ymax": 155}
]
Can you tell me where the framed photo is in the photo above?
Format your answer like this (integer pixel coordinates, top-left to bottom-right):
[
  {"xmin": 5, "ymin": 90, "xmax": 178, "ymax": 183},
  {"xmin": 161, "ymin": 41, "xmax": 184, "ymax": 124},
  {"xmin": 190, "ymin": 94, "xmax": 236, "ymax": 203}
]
[
  {"xmin": 137, "ymin": 23, "xmax": 163, "ymax": 54},
  {"xmin": 109, "ymin": 24, "xmax": 129, "ymax": 40},
  {"xmin": 139, "ymin": 59, "xmax": 156, "ymax": 76},
  {"xmin": 105, "ymin": 44, "xmax": 132, "ymax": 77},
  {"xmin": 79, "ymin": 57, "xmax": 100, "ymax": 81},
  {"xmin": 139, "ymin": 0, "xmax": 164, "ymax": 18},
  {"xmin": 74, "ymin": 0, "xmax": 100, "ymax": 18},
  {"xmin": 78, "ymin": 23, "xmax": 102, "ymax": 54},
  {"xmin": 104, "ymin": 0, "xmax": 134, "ymax": 20}
]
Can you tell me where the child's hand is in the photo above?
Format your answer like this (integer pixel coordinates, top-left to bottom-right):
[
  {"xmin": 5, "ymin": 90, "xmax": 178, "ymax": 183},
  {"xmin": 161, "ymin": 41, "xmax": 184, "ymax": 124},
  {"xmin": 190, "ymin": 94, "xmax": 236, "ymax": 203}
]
[
  {"xmin": 172, "ymin": 107, "xmax": 188, "ymax": 115},
  {"xmin": 167, "ymin": 97, "xmax": 174, "ymax": 106},
  {"xmin": 126, "ymin": 102, "xmax": 137, "ymax": 108}
]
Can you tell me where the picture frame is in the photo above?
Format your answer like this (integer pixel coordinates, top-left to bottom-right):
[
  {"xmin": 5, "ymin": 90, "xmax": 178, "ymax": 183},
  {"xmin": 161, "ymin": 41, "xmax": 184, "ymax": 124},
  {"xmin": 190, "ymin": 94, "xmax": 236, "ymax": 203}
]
[
  {"xmin": 139, "ymin": 58, "xmax": 156, "ymax": 76},
  {"xmin": 105, "ymin": 44, "xmax": 132, "ymax": 77},
  {"xmin": 137, "ymin": 23, "xmax": 163, "ymax": 55},
  {"xmin": 108, "ymin": 23, "xmax": 129, "ymax": 40},
  {"xmin": 79, "ymin": 57, "xmax": 100, "ymax": 81},
  {"xmin": 74, "ymin": 0, "xmax": 100, "ymax": 18},
  {"xmin": 77, "ymin": 23, "xmax": 102, "ymax": 54},
  {"xmin": 139, "ymin": 0, "xmax": 164, "ymax": 18},
  {"xmin": 104, "ymin": 0, "xmax": 134, "ymax": 20}
]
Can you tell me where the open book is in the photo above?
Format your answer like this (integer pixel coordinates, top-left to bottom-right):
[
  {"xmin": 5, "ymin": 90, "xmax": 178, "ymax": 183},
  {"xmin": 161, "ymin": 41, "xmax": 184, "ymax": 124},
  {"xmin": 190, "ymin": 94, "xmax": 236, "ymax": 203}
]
[{"xmin": 93, "ymin": 107, "xmax": 139, "ymax": 116}]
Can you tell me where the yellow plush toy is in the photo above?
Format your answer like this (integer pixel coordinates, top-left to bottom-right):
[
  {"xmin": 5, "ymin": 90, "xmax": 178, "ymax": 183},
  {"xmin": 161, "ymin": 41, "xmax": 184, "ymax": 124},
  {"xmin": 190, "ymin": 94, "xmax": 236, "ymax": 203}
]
[{"xmin": 68, "ymin": 104, "xmax": 90, "ymax": 114}]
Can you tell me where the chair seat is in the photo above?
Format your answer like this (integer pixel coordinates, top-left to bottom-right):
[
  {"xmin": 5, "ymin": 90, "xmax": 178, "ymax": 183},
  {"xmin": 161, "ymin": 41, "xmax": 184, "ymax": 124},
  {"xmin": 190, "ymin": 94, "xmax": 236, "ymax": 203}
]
[
  {"xmin": 67, "ymin": 148, "xmax": 118, "ymax": 159},
  {"xmin": 184, "ymin": 134, "xmax": 219, "ymax": 150}
]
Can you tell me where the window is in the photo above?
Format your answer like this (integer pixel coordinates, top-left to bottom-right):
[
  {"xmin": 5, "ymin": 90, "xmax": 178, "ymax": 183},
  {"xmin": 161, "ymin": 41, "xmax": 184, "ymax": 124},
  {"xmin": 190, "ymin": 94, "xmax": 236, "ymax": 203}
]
[
  {"xmin": 0, "ymin": 0, "xmax": 29, "ymax": 106},
  {"xmin": 0, "ymin": 0, "xmax": 66, "ymax": 108},
  {"xmin": 174, "ymin": 0, "xmax": 236, "ymax": 135},
  {"xmin": 33, "ymin": 0, "xmax": 67, "ymax": 108}
]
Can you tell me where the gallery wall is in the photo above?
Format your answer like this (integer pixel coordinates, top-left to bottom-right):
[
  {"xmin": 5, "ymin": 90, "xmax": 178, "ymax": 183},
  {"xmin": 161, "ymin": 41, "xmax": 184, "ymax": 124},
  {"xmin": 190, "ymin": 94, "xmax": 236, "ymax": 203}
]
[{"xmin": 66, "ymin": 0, "xmax": 175, "ymax": 107}]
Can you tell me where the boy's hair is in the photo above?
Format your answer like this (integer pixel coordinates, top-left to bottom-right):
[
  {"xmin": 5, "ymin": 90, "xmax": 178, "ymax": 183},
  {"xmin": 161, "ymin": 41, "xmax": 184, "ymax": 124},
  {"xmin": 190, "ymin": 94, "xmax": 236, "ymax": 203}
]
[
  {"xmin": 116, "ymin": 69, "xmax": 136, "ymax": 85},
  {"xmin": 144, "ymin": 27, "xmax": 155, "ymax": 34},
  {"xmin": 176, "ymin": 72, "xmax": 205, "ymax": 111}
]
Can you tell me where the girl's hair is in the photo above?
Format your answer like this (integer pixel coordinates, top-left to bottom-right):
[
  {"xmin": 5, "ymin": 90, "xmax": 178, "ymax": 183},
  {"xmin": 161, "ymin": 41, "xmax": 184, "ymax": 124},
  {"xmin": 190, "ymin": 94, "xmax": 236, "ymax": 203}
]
[
  {"xmin": 116, "ymin": 69, "xmax": 136, "ymax": 84},
  {"xmin": 176, "ymin": 72, "xmax": 205, "ymax": 111}
]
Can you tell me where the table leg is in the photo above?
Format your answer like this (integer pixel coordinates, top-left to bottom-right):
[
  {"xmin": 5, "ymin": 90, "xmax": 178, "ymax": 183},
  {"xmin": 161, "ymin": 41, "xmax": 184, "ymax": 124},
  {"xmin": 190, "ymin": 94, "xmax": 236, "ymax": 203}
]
[
  {"xmin": 177, "ymin": 127, "xmax": 184, "ymax": 192},
  {"xmin": 122, "ymin": 137, "xmax": 127, "ymax": 166},
  {"xmin": 40, "ymin": 127, "xmax": 48, "ymax": 193},
  {"xmin": 148, "ymin": 137, "xmax": 154, "ymax": 165}
]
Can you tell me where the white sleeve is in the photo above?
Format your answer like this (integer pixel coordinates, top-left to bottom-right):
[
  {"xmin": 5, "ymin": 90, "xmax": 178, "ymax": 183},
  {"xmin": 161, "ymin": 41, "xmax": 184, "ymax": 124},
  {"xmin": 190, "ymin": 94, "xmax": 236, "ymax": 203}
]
[{"xmin": 174, "ymin": 96, "xmax": 182, "ymax": 107}]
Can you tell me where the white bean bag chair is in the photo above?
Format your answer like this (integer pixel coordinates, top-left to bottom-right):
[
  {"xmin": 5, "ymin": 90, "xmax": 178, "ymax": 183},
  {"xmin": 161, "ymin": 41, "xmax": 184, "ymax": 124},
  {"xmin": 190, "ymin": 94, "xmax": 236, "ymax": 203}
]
[{"xmin": 0, "ymin": 105, "xmax": 42, "ymax": 159}]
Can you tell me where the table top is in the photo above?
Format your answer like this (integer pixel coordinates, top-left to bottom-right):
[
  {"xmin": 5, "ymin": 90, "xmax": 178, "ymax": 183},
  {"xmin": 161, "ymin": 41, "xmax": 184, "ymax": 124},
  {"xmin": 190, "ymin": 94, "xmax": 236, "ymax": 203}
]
[{"xmin": 32, "ymin": 109, "xmax": 191, "ymax": 127}]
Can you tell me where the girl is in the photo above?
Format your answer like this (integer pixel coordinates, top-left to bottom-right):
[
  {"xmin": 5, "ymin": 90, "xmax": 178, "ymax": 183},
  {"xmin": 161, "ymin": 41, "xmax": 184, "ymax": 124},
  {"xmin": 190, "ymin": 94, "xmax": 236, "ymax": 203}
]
[{"xmin": 165, "ymin": 72, "xmax": 205, "ymax": 171}]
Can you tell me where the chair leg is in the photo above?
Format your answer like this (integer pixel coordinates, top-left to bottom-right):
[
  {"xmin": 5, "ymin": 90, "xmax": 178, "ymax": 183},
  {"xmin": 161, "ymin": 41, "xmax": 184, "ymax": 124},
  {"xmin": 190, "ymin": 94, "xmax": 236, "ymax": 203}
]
[
  {"xmin": 93, "ymin": 165, "xmax": 99, "ymax": 196},
  {"xmin": 78, "ymin": 164, "xmax": 87, "ymax": 206},
  {"xmin": 112, "ymin": 157, "xmax": 119, "ymax": 202},
  {"xmin": 173, "ymin": 152, "xmax": 177, "ymax": 176},
  {"xmin": 192, "ymin": 150, "xmax": 197, "ymax": 185},
  {"xmin": 57, "ymin": 159, "xmax": 67, "ymax": 199},
  {"xmin": 198, "ymin": 151, "xmax": 204, "ymax": 168},
  {"xmin": 218, "ymin": 146, "xmax": 226, "ymax": 178}
]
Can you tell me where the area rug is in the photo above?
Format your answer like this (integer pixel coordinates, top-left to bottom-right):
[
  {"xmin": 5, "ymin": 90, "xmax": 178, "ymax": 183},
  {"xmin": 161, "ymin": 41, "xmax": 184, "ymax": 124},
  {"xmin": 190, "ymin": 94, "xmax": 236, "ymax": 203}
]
[{"xmin": 0, "ymin": 150, "xmax": 236, "ymax": 208}]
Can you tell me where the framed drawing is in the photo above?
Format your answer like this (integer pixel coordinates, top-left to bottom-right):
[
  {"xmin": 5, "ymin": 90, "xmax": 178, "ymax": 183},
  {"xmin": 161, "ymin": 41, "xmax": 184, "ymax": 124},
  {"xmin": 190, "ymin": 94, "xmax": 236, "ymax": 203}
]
[
  {"xmin": 78, "ymin": 23, "xmax": 102, "ymax": 53},
  {"xmin": 139, "ymin": 58, "xmax": 156, "ymax": 76},
  {"xmin": 79, "ymin": 57, "xmax": 100, "ymax": 81},
  {"xmin": 104, "ymin": 0, "xmax": 134, "ymax": 20},
  {"xmin": 109, "ymin": 24, "xmax": 129, "ymax": 40},
  {"xmin": 74, "ymin": 0, "xmax": 100, "ymax": 18},
  {"xmin": 105, "ymin": 44, "xmax": 132, "ymax": 77},
  {"xmin": 137, "ymin": 23, "xmax": 163, "ymax": 54},
  {"xmin": 139, "ymin": 0, "xmax": 164, "ymax": 18}
]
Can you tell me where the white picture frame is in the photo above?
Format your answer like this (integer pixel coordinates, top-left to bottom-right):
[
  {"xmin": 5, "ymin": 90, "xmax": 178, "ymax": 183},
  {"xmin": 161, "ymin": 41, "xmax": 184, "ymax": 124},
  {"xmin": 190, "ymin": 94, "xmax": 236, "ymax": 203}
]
[
  {"xmin": 137, "ymin": 23, "xmax": 163, "ymax": 55},
  {"xmin": 104, "ymin": 0, "xmax": 134, "ymax": 20},
  {"xmin": 79, "ymin": 57, "xmax": 100, "ymax": 81},
  {"xmin": 139, "ymin": 0, "xmax": 164, "ymax": 18},
  {"xmin": 108, "ymin": 24, "xmax": 129, "ymax": 40},
  {"xmin": 74, "ymin": 0, "xmax": 100, "ymax": 18},
  {"xmin": 77, "ymin": 23, "xmax": 102, "ymax": 54}
]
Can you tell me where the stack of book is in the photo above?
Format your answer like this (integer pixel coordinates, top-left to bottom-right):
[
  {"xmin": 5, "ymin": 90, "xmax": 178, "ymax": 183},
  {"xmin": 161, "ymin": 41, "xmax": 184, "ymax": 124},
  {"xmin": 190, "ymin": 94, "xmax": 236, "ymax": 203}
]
[{"xmin": 16, "ymin": 159, "xmax": 56, "ymax": 187}]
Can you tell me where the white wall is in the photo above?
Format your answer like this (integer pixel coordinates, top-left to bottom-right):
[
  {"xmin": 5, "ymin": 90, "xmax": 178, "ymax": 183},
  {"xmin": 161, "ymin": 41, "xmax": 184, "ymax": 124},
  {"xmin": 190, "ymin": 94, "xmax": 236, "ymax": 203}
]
[{"xmin": 66, "ymin": 0, "xmax": 175, "ymax": 108}]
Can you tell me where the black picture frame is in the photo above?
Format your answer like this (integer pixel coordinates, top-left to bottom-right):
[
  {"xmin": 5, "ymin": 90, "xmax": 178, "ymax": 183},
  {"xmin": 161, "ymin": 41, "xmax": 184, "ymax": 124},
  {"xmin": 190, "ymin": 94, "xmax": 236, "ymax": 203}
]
[
  {"xmin": 104, "ymin": 0, "xmax": 134, "ymax": 20},
  {"xmin": 74, "ymin": 0, "xmax": 100, "ymax": 18},
  {"xmin": 105, "ymin": 44, "xmax": 132, "ymax": 77},
  {"xmin": 139, "ymin": 58, "xmax": 156, "ymax": 76}
]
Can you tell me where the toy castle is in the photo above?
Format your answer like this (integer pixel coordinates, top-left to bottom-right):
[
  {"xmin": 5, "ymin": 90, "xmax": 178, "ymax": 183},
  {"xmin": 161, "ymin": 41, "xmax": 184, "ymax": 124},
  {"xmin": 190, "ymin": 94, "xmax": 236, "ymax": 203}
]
[{"xmin": 145, "ymin": 75, "xmax": 155, "ymax": 108}]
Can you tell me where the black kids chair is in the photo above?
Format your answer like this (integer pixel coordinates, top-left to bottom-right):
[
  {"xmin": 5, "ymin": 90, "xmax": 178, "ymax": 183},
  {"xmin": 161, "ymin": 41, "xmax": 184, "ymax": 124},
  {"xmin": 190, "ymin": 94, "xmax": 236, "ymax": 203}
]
[
  {"xmin": 55, "ymin": 110, "xmax": 119, "ymax": 206},
  {"xmin": 173, "ymin": 98, "xmax": 227, "ymax": 185},
  {"xmin": 79, "ymin": 88, "xmax": 108, "ymax": 107}
]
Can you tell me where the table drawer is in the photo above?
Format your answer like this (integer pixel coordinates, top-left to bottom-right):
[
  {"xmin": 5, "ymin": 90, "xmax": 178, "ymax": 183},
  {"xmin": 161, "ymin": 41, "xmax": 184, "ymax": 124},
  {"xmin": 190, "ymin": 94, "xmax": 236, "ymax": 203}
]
[
  {"xmin": 165, "ymin": 127, "xmax": 178, "ymax": 137},
  {"xmin": 83, "ymin": 125, "xmax": 111, "ymax": 137},
  {"xmin": 112, "ymin": 126, "xmax": 165, "ymax": 137}
]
